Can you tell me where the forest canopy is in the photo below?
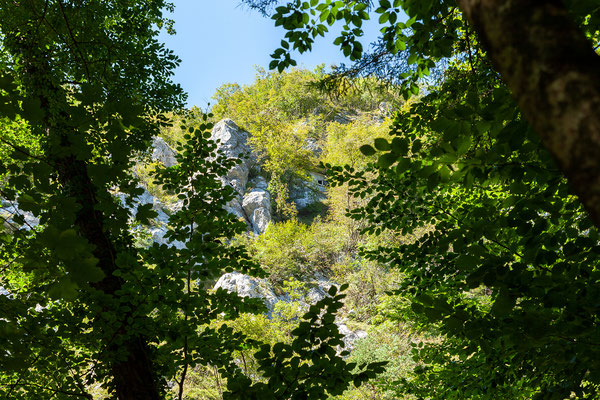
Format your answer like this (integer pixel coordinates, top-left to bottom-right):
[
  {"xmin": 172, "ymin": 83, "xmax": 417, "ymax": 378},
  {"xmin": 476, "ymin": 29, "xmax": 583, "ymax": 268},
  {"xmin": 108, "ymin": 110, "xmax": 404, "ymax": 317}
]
[{"xmin": 1, "ymin": 0, "xmax": 600, "ymax": 399}]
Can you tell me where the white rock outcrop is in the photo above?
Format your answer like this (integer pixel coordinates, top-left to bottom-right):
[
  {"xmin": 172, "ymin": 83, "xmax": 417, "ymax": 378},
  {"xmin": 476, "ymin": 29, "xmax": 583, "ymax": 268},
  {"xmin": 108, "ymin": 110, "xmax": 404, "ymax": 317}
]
[
  {"xmin": 213, "ymin": 272, "xmax": 281, "ymax": 316},
  {"xmin": 211, "ymin": 119, "xmax": 272, "ymax": 234},
  {"xmin": 337, "ymin": 322, "xmax": 368, "ymax": 351},
  {"xmin": 242, "ymin": 189, "xmax": 271, "ymax": 234},
  {"xmin": 211, "ymin": 119, "xmax": 251, "ymax": 195},
  {"xmin": 113, "ymin": 187, "xmax": 184, "ymax": 249},
  {"xmin": 151, "ymin": 136, "xmax": 177, "ymax": 167},
  {"xmin": 1, "ymin": 199, "xmax": 39, "ymax": 231},
  {"xmin": 213, "ymin": 271, "xmax": 367, "ymax": 350},
  {"xmin": 148, "ymin": 119, "xmax": 273, "ymax": 235}
]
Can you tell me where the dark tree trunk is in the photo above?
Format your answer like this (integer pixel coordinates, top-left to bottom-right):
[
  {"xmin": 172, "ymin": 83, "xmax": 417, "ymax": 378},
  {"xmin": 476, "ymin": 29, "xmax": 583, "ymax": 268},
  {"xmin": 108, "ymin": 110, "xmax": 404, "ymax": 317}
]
[
  {"xmin": 457, "ymin": 0, "xmax": 600, "ymax": 225},
  {"xmin": 14, "ymin": 26, "xmax": 162, "ymax": 400},
  {"xmin": 55, "ymin": 155, "xmax": 162, "ymax": 400}
]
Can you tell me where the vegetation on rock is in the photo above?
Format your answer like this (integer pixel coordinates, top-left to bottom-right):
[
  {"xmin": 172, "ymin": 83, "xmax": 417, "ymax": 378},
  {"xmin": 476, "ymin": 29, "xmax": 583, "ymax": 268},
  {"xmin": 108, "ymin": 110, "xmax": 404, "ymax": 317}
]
[{"xmin": 2, "ymin": 0, "xmax": 600, "ymax": 399}]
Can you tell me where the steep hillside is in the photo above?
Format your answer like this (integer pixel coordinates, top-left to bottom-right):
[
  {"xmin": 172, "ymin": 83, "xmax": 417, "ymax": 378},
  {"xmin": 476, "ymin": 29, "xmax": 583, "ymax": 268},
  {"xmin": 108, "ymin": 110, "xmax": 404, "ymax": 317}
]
[{"xmin": 136, "ymin": 68, "xmax": 422, "ymax": 399}]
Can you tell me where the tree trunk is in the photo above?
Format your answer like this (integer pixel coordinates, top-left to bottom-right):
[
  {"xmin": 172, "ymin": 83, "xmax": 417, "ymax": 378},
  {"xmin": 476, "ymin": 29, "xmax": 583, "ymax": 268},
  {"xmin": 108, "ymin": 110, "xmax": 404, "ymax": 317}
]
[
  {"xmin": 14, "ymin": 29, "xmax": 162, "ymax": 400},
  {"xmin": 457, "ymin": 0, "xmax": 600, "ymax": 225},
  {"xmin": 55, "ymin": 155, "xmax": 162, "ymax": 400}
]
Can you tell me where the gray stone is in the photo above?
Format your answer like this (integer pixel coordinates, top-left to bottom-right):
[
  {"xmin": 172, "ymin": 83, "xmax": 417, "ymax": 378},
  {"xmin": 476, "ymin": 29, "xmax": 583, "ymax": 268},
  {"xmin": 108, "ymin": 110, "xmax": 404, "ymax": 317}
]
[
  {"xmin": 248, "ymin": 176, "xmax": 268, "ymax": 191},
  {"xmin": 379, "ymin": 101, "xmax": 392, "ymax": 116},
  {"xmin": 114, "ymin": 187, "xmax": 185, "ymax": 249},
  {"xmin": 151, "ymin": 136, "xmax": 177, "ymax": 167},
  {"xmin": 336, "ymin": 323, "xmax": 368, "ymax": 351},
  {"xmin": 251, "ymin": 207, "xmax": 271, "ymax": 235},
  {"xmin": 0, "ymin": 200, "xmax": 40, "ymax": 231},
  {"xmin": 224, "ymin": 198, "xmax": 247, "ymax": 222},
  {"xmin": 211, "ymin": 119, "xmax": 252, "ymax": 195},
  {"xmin": 213, "ymin": 271, "xmax": 367, "ymax": 353},
  {"xmin": 306, "ymin": 286, "xmax": 328, "ymax": 304},
  {"xmin": 290, "ymin": 171, "xmax": 327, "ymax": 209},
  {"xmin": 242, "ymin": 189, "xmax": 271, "ymax": 234},
  {"xmin": 213, "ymin": 272, "xmax": 281, "ymax": 315}
]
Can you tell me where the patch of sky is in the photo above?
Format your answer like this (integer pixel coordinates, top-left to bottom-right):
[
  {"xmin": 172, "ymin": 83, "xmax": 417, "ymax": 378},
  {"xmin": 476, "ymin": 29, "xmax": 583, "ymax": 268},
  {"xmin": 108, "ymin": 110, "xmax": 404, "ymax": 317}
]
[{"xmin": 159, "ymin": 0, "xmax": 394, "ymax": 108}]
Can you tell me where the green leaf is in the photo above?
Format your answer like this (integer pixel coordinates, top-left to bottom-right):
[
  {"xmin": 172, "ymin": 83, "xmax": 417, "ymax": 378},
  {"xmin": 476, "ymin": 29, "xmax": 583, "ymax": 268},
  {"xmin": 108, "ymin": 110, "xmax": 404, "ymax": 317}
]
[
  {"xmin": 411, "ymin": 139, "xmax": 422, "ymax": 153},
  {"xmin": 21, "ymin": 97, "xmax": 44, "ymax": 122},
  {"xmin": 374, "ymin": 138, "xmax": 391, "ymax": 151},
  {"xmin": 359, "ymin": 144, "xmax": 376, "ymax": 156},
  {"xmin": 395, "ymin": 157, "xmax": 411, "ymax": 174},
  {"xmin": 378, "ymin": 152, "xmax": 398, "ymax": 168},
  {"xmin": 491, "ymin": 291, "xmax": 516, "ymax": 317},
  {"xmin": 407, "ymin": 53, "xmax": 418, "ymax": 65},
  {"xmin": 135, "ymin": 203, "xmax": 158, "ymax": 225},
  {"xmin": 48, "ymin": 278, "xmax": 79, "ymax": 301},
  {"xmin": 391, "ymin": 137, "xmax": 409, "ymax": 154}
]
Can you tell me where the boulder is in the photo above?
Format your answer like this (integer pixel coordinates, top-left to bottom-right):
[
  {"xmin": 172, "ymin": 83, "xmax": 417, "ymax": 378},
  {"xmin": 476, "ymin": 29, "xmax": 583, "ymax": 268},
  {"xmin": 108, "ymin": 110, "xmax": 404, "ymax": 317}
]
[
  {"xmin": 148, "ymin": 119, "xmax": 273, "ymax": 236},
  {"xmin": 213, "ymin": 272, "xmax": 280, "ymax": 316},
  {"xmin": 242, "ymin": 189, "xmax": 271, "ymax": 234},
  {"xmin": 379, "ymin": 101, "xmax": 392, "ymax": 116},
  {"xmin": 224, "ymin": 198, "xmax": 247, "ymax": 222},
  {"xmin": 336, "ymin": 323, "xmax": 368, "ymax": 351},
  {"xmin": 306, "ymin": 286, "xmax": 328, "ymax": 304},
  {"xmin": 290, "ymin": 172, "xmax": 327, "ymax": 209},
  {"xmin": 242, "ymin": 190, "xmax": 270, "ymax": 213},
  {"xmin": 151, "ymin": 136, "xmax": 177, "ymax": 167},
  {"xmin": 210, "ymin": 119, "xmax": 274, "ymax": 234},
  {"xmin": 250, "ymin": 207, "xmax": 271, "ymax": 235},
  {"xmin": 114, "ymin": 187, "xmax": 184, "ymax": 249},
  {"xmin": 249, "ymin": 176, "xmax": 269, "ymax": 191},
  {"xmin": 213, "ymin": 271, "xmax": 368, "ymax": 353}
]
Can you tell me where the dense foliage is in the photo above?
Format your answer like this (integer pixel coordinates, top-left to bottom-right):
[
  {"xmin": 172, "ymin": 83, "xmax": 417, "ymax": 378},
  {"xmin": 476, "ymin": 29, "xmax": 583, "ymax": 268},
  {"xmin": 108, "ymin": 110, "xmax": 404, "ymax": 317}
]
[
  {"xmin": 4, "ymin": 0, "xmax": 600, "ymax": 398},
  {"xmin": 243, "ymin": 0, "xmax": 600, "ymax": 398},
  {"xmin": 211, "ymin": 66, "xmax": 398, "ymax": 219},
  {"xmin": 0, "ymin": 2, "xmax": 383, "ymax": 399}
]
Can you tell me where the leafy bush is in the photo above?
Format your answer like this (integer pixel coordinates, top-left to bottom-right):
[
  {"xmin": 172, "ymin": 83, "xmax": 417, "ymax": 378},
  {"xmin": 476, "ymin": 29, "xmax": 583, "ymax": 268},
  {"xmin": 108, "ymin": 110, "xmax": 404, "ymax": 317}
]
[
  {"xmin": 244, "ymin": 218, "xmax": 349, "ymax": 285},
  {"xmin": 340, "ymin": 321, "xmax": 417, "ymax": 400},
  {"xmin": 332, "ymin": 259, "xmax": 400, "ymax": 322}
]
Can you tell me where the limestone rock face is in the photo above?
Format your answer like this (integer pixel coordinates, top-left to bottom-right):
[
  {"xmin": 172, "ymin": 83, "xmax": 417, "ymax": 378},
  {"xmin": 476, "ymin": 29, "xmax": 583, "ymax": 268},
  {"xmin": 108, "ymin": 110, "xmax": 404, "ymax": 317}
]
[
  {"xmin": 242, "ymin": 189, "xmax": 271, "ymax": 234},
  {"xmin": 151, "ymin": 136, "xmax": 177, "ymax": 167},
  {"xmin": 145, "ymin": 119, "xmax": 275, "ymax": 235},
  {"xmin": 211, "ymin": 119, "xmax": 272, "ymax": 233},
  {"xmin": 306, "ymin": 286, "xmax": 328, "ymax": 304},
  {"xmin": 249, "ymin": 176, "xmax": 269, "ymax": 191},
  {"xmin": 1, "ymin": 198, "xmax": 39, "ymax": 231},
  {"xmin": 250, "ymin": 207, "xmax": 271, "ymax": 234},
  {"xmin": 224, "ymin": 198, "xmax": 246, "ymax": 222},
  {"xmin": 290, "ymin": 171, "xmax": 327, "ymax": 209},
  {"xmin": 113, "ymin": 187, "xmax": 184, "ymax": 249},
  {"xmin": 213, "ymin": 272, "xmax": 280, "ymax": 315},
  {"xmin": 213, "ymin": 271, "xmax": 367, "ymax": 352},
  {"xmin": 242, "ymin": 190, "xmax": 270, "ymax": 213},
  {"xmin": 336, "ymin": 323, "xmax": 367, "ymax": 351},
  {"xmin": 211, "ymin": 119, "xmax": 251, "ymax": 194}
]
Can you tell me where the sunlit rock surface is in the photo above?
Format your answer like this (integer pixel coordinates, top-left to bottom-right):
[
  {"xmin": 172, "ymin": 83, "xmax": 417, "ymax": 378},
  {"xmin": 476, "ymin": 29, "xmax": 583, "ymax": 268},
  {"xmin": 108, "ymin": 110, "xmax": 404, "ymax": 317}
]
[
  {"xmin": 211, "ymin": 119, "xmax": 272, "ymax": 234},
  {"xmin": 151, "ymin": 136, "xmax": 177, "ymax": 167},
  {"xmin": 213, "ymin": 271, "xmax": 367, "ymax": 350},
  {"xmin": 242, "ymin": 189, "xmax": 271, "ymax": 234}
]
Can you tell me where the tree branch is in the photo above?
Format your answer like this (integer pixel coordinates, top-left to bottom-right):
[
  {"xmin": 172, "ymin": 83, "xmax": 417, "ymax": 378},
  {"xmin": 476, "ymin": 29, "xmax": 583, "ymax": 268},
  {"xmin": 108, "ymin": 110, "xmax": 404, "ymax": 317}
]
[{"xmin": 457, "ymin": 0, "xmax": 600, "ymax": 227}]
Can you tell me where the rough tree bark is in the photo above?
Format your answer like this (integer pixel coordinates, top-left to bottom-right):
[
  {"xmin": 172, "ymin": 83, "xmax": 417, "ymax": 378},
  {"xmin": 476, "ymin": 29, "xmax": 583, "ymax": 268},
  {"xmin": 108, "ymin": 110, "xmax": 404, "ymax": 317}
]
[{"xmin": 457, "ymin": 0, "xmax": 600, "ymax": 225}]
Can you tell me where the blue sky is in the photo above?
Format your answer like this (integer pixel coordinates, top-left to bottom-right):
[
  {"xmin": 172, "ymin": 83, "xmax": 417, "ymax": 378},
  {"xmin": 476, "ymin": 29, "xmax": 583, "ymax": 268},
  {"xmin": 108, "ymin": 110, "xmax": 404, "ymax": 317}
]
[{"xmin": 159, "ymin": 0, "xmax": 383, "ymax": 108}]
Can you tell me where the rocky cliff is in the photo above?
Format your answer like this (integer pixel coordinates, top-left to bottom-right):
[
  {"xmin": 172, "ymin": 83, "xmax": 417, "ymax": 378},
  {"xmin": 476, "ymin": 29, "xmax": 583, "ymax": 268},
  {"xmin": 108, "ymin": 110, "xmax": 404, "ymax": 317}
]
[
  {"xmin": 150, "ymin": 118, "xmax": 273, "ymax": 234},
  {"xmin": 211, "ymin": 119, "xmax": 272, "ymax": 234},
  {"xmin": 1, "ymin": 117, "xmax": 365, "ymax": 352},
  {"xmin": 213, "ymin": 271, "xmax": 367, "ymax": 351}
]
